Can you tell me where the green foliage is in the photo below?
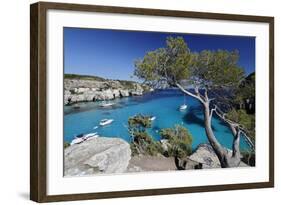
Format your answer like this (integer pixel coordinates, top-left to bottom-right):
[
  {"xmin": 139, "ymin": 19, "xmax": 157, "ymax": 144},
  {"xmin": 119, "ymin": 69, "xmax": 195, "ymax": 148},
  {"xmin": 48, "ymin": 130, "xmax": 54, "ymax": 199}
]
[
  {"xmin": 128, "ymin": 118, "xmax": 193, "ymax": 158},
  {"xmin": 191, "ymin": 49, "xmax": 244, "ymax": 89},
  {"xmin": 134, "ymin": 37, "xmax": 192, "ymax": 86},
  {"xmin": 132, "ymin": 131, "xmax": 153, "ymax": 144},
  {"xmin": 64, "ymin": 73, "xmax": 105, "ymax": 81},
  {"xmin": 146, "ymin": 141, "xmax": 164, "ymax": 156},
  {"xmin": 128, "ymin": 115, "xmax": 162, "ymax": 156},
  {"xmin": 226, "ymin": 109, "xmax": 255, "ymax": 142},
  {"xmin": 134, "ymin": 36, "xmax": 245, "ymax": 90},
  {"xmin": 128, "ymin": 114, "xmax": 152, "ymax": 132},
  {"xmin": 240, "ymin": 150, "xmax": 255, "ymax": 166},
  {"xmin": 130, "ymin": 131, "xmax": 163, "ymax": 156},
  {"xmin": 160, "ymin": 125, "xmax": 193, "ymax": 158},
  {"xmin": 64, "ymin": 142, "xmax": 70, "ymax": 149},
  {"xmin": 233, "ymin": 72, "xmax": 255, "ymax": 105}
]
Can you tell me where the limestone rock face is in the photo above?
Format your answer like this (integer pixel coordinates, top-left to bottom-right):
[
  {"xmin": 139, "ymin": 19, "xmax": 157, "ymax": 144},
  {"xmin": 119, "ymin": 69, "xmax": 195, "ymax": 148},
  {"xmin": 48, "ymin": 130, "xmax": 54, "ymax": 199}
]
[
  {"xmin": 189, "ymin": 144, "xmax": 221, "ymax": 168},
  {"xmin": 112, "ymin": 89, "xmax": 121, "ymax": 98},
  {"xmin": 119, "ymin": 89, "xmax": 129, "ymax": 97},
  {"xmin": 64, "ymin": 137, "xmax": 131, "ymax": 176},
  {"xmin": 64, "ymin": 77, "xmax": 150, "ymax": 105}
]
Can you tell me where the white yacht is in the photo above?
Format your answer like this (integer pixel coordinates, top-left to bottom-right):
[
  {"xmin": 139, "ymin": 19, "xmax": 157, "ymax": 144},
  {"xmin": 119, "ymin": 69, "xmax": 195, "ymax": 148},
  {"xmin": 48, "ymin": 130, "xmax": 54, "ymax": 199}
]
[
  {"xmin": 83, "ymin": 132, "xmax": 98, "ymax": 140},
  {"xmin": 179, "ymin": 104, "xmax": 188, "ymax": 110},
  {"xmin": 100, "ymin": 102, "xmax": 115, "ymax": 107},
  {"xmin": 84, "ymin": 133, "xmax": 99, "ymax": 141},
  {"xmin": 70, "ymin": 137, "xmax": 84, "ymax": 146},
  {"xmin": 179, "ymin": 94, "xmax": 188, "ymax": 110},
  {"xmin": 150, "ymin": 116, "xmax": 156, "ymax": 121},
  {"xmin": 99, "ymin": 119, "xmax": 114, "ymax": 126}
]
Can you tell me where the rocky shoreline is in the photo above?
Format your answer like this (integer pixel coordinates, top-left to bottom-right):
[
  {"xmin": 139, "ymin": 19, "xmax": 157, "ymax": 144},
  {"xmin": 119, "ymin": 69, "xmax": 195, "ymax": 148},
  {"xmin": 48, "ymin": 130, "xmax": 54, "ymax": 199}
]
[
  {"xmin": 64, "ymin": 74, "xmax": 152, "ymax": 105},
  {"xmin": 64, "ymin": 137, "xmax": 249, "ymax": 176}
]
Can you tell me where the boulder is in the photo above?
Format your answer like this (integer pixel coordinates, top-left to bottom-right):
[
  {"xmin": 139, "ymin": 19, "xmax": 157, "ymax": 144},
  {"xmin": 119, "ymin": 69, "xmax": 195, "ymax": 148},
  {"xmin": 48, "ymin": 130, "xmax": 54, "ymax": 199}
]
[
  {"xmin": 189, "ymin": 144, "xmax": 221, "ymax": 168},
  {"xmin": 64, "ymin": 137, "xmax": 131, "ymax": 176},
  {"xmin": 189, "ymin": 144, "xmax": 249, "ymax": 169}
]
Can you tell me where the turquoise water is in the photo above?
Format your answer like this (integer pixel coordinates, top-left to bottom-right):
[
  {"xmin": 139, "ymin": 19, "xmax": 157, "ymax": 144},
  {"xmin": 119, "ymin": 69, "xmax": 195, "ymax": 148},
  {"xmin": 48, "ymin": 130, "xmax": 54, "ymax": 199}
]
[{"xmin": 64, "ymin": 89, "xmax": 250, "ymax": 150}]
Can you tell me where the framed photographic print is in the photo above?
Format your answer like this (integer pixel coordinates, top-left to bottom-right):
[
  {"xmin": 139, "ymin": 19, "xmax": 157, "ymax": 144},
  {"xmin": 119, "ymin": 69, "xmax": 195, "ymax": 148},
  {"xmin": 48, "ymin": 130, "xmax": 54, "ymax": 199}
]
[{"xmin": 30, "ymin": 1, "xmax": 274, "ymax": 202}]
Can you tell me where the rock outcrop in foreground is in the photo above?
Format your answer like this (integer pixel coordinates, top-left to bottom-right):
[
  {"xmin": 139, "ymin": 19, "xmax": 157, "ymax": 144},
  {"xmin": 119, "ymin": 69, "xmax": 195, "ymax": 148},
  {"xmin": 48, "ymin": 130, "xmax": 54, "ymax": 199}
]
[
  {"xmin": 64, "ymin": 137, "xmax": 131, "ymax": 176},
  {"xmin": 189, "ymin": 144, "xmax": 221, "ymax": 168},
  {"xmin": 64, "ymin": 74, "xmax": 150, "ymax": 105},
  {"xmin": 189, "ymin": 144, "xmax": 248, "ymax": 169}
]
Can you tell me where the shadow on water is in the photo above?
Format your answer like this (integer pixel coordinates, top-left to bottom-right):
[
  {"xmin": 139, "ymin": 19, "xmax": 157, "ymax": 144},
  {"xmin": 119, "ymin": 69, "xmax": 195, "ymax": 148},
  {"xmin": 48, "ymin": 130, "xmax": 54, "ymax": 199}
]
[
  {"xmin": 182, "ymin": 106, "xmax": 218, "ymax": 131},
  {"xmin": 213, "ymin": 115, "xmax": 233, "ymax": 133},
  {"xmin": 152, "ymin": 126, "xmax": 161, "ymax": 132}
]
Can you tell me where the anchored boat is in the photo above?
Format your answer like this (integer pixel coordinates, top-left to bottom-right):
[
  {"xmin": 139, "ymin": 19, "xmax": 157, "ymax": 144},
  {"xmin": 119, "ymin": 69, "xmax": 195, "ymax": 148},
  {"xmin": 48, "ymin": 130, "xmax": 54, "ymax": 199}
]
[
  {"xmin": 99, "ymin": 119, "xmax": 114, "ymax": 126},
  {"xmin": 100, "ymin": 101, "xmax": 115, "ymax": 107},
  {"xmin": 179, "ymin": 94, "xmax": 188, "ymax": 110},
  {"xmin": 150, "ymin": 116, "xmax": 156, "ymax": 121}
]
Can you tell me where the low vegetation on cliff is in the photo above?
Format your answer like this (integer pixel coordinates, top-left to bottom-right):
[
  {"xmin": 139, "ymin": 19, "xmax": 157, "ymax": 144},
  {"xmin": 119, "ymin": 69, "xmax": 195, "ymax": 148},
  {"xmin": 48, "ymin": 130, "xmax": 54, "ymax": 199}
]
[
  {"xmin": 128, "ymin": 115, "xmax": 163, "ymax": 156},
  {"xmin": 128, "ymin": 114, "xmax": 195, "ymax": 170}
]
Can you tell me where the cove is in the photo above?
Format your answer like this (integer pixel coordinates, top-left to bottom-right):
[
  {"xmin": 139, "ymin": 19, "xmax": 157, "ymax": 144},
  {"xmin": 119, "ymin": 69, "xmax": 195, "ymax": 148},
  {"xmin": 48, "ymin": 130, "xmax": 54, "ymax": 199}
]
[{"xmin": 64, "ymin": 89, "xmax": 250, "ymax": 151}]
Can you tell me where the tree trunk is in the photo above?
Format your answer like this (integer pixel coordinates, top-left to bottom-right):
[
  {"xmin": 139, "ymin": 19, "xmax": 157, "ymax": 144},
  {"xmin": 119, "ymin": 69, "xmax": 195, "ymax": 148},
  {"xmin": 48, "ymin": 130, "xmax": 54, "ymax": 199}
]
[
  {"xmin": 203, "ymin": 102, "xmax": 230, "ymax": 168},
  {"xmin": 175, "ymin": 83, "xmax": 241, "ymax": 168}
]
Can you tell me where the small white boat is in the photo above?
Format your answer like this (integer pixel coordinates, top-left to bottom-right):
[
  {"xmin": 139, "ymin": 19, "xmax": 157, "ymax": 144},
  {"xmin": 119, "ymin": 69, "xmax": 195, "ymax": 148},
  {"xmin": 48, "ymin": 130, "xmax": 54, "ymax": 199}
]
[
  {"xmin": 93, "ymin": 126, "xmax": 99, "ymax": 130},
  {"xmin": 100, "ymin": 102, "xmax": 115, "ymax": 107},
  {"xmin": 84, "ymin": 133, "xmax": 99, "ymax": 141},
  {"xmin": 83, "ymin": 132, "xmax": 98, "ymax": 140},
  {"xmin": 150, "ymin": 116, "xmax": 156, "ymax": 121},
  {"xmin": 70, "ymin": 137, "xmax": 84, "ymax": 145},
  {"xmin": 179, "ymin": 104, "xmax": 188, "ymax": 110},
  {"xmin": 99, "ymin": 119, "xmax": 114, "ymax": 126},
  {"xmin": 86, "ymin": 135, "xmax": 99, "ymax": 141},
  {"xmin": 179, "ymin": 94, "xmax": 188, "ymax": 110},
  {"xmin": 73, "ymin": 104, "xmax": 80, "ymax": 109}
]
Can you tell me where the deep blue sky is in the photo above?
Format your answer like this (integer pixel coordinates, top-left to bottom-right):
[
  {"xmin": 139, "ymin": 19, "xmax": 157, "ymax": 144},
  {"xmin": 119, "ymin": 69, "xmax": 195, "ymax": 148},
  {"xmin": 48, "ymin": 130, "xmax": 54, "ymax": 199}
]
[{"xmin": 64, "ymin": 27, "xmax": 255, "ymax": 81}]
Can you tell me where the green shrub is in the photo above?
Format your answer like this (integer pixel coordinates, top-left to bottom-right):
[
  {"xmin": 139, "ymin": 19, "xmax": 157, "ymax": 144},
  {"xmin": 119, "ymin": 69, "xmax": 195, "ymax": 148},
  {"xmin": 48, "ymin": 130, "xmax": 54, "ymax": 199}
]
[
  {"xmin": 128, "ymin": 114, "xmax": 152, "ymax": 130},
  {"xmin": 64, "ymin": 142, "xmax": 70, "ymax": 149},
  {"xmin": 128, "ymin": 114, "xmax": 163, "ymax": 156},
  {"xmin": 226, "ymin": 109, "xmax": 255, "ymax": 143},
  {"xmin": 160, "ymin": 125, "xmax": 193, "ymax": 158}
]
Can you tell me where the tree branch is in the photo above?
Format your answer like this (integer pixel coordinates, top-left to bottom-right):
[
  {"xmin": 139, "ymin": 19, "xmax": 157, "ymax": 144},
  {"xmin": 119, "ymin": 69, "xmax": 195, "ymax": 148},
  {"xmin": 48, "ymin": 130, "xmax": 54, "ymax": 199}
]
[
  {"xmin": 176, "ymin": 83, "xmax": 205, "ymax": 104},
  {"xmin": 240, "ymin": 130, "xmax": 255, "ymax": 150},
  {"xmin": 232, "ymin": 127, "xmax": 241, "ymax": 158},
  {"xmin": 210, "ymin": 106, "xmax": 216, "ymax": 119},
  {"xmin": 213, "ymin": 106, "xmax": 255, "ymax": 151},
  {"xmin": 204, "ymin": 88, "xmax": 209, "ymax": 101}
]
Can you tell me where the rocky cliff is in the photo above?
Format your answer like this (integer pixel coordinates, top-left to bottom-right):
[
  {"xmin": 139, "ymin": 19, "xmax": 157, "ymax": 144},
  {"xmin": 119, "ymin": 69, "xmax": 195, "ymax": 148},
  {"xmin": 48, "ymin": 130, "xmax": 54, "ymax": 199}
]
[
  {"xmin": 64, "ymin": 74, "xmax": 151, "ymax": 105},
  {"xmin": 64, "ymin": 137, "xmax": 131, "ymax": 176}
]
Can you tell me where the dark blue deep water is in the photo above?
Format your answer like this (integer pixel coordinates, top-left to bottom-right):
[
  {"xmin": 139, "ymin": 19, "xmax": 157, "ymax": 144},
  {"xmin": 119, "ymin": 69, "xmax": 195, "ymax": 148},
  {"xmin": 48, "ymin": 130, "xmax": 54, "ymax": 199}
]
[{"xmin": 64, "ymin": 89, "xmax": 250, "ymax": 150}]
